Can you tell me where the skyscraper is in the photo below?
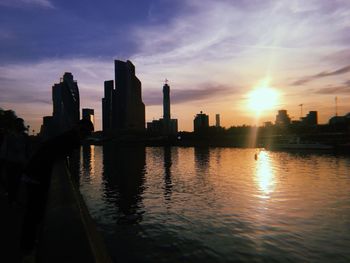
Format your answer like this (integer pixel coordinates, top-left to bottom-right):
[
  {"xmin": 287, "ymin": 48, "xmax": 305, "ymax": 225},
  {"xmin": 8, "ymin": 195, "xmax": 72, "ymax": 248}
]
[
  {"xmin": 163, "ymin": 82, "xmax": 170, "ymax": 120},
  {"xmin": 215, "ymin": 114, "xmax": 220, "ymax": 127},
  {"xmin": 114, "ymin": 60, "xmax": 145, "ymax": 131},
  {"xmin": 82, "ymin": 108, "xmax": 95, "ymax": 130},
  {"xmin": 52, "ymin": 72, "xmax": 80, "ymax": 133},
  {"xmin": 102, "ymin": 60, "xmax": 145, "ymax": 134},
  {"xmin": 146, "ymin": 81, "xmax": 178, "ymax": 135},
  {"xmin": 102, "ymin": 80, "xmax": 114, "ymax": 132}
]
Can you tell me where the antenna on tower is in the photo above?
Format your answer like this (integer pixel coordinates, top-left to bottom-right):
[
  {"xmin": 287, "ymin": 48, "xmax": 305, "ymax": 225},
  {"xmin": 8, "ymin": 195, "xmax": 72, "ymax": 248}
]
[
  {"xmin": 164, "ymin": 78, "xmax": 169, "ymax": 85},
  {"xmin": 299, "ymin": 104, "xmax": 303, "ymax": 119},
  {"xmin": 335, "ymin": 96, "xmax": 338, "ymax": 116}
]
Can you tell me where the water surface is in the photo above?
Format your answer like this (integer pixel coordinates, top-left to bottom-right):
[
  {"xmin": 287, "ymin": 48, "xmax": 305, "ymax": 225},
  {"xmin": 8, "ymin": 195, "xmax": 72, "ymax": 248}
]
[{"xmin": 78, "ymin": 145, "xmax": 350, "ymax": 262}]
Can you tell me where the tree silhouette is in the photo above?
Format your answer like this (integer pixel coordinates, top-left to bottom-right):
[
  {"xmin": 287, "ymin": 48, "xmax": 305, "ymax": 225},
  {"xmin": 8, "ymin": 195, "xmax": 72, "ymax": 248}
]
[{"xmin": 0, "ymin": 108, "xmax": 27, "ymax": 133}]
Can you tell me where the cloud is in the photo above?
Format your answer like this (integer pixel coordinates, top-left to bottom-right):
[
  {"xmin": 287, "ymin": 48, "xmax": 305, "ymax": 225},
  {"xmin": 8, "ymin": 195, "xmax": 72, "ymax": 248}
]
[
  {"xmin": 315, "ymin": 80, "xmax": 350, "ymax": 94},
  {"xmin": 316, "ymin": 86, "xmax": 350, "ymax": 94},
  {"xmin": 0, "ymin": 0, "xmax": 54, "ymax": 9},
  {"xmin": 324, "ymin": 49, "xmax": 350, "ymax": 65},
  {"xmin": 2, "ymin": 0, "xmax": 350, "ymax": 130},
  {"xmin": 0, "ymin": 86, "xmax": 51, "ymax": 105},
  {"xmin": 144, "ymin": 83, "xmax": 234, "ymax": 106},
  {"xmin": 131, "ymin": 0, "xmax": 350, "ymax": 98},
  {"xmin": 292, "ymin": 65, "xmax": 350, "ymax": 86}
]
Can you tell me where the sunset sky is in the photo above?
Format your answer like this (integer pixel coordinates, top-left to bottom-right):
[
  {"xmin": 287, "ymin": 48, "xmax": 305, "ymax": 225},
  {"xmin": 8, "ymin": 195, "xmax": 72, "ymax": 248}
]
[{"xmin": 1, "ymin": 0, "xmax": 349, "ymax": 132}]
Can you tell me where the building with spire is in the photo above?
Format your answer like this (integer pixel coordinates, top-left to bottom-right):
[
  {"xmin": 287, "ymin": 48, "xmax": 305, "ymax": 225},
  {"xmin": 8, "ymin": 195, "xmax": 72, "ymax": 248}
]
[
  {"xmin": 147, "ymin": 80, "xmax": 178, "ymax": 135},
  {"xmin": 163, "ymin": 82, "xmax": 170, "ymax": 120}
]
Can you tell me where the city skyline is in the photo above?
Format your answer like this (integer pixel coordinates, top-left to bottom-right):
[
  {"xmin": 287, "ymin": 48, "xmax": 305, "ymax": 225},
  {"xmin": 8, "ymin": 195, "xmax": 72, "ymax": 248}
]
[{"xmin": 1, "ymin": 0, "xmax": 350, "ymax": 132}]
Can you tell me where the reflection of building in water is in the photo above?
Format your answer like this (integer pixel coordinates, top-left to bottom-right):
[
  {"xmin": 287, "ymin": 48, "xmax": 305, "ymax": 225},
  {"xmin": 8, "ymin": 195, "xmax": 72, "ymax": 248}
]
[
  {"xmin": 255, "ymin": 151, "xmax": 275, "ymax": 196},
  {"xmin": 194, "ymin": 147, "xmax": 210, "ymax": 173},
  {"xmin": 82, "ymin": 108, "xmax": 95, "ymax": 130},
  {"xmin": 82, "ymin": 145, "xmax": 95, "ymax": 182},
  {"xmin": 102, "ymin": 144, "xmax": 146, "ymax": 219},
  {"xmin": 163, "ymin": 147, "xmax": 172, "ymax": 201}
]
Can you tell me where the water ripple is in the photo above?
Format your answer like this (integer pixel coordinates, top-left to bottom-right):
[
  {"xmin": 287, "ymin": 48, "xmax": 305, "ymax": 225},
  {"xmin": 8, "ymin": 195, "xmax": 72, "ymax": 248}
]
[{"xmin": 78, "ymin": 146, "xmax": 350, "ymax": 262}]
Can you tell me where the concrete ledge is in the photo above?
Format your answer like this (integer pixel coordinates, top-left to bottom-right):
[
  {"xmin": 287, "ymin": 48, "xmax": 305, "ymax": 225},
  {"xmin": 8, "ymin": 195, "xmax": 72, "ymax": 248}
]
[{"xmin": 38, "ymin": 159, "xmax": 112, "ymax": 263}]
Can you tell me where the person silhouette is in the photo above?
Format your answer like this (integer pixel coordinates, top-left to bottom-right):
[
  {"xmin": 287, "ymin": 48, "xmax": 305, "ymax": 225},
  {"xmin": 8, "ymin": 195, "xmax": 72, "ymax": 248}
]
[{"xmin": 20, "ymin": 119, "xmax": 94, "ymax": 255}]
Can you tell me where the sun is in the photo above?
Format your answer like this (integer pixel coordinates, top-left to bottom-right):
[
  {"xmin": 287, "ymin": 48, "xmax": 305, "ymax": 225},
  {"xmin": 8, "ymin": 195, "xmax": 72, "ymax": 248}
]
[{"xmin": 247, "ymin": 79, "xmax": 279, "ymax": 115}]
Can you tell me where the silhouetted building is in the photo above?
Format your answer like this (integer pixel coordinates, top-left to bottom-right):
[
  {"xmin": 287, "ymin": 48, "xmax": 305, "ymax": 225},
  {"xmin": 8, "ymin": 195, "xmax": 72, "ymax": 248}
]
[
  {"xmin": 264, "ymin": 121, "xmax": 273, "ymax": 127},
  {"xmin": 275, "ymin": 110, "xmax": 291, "ymax": 126},
  {"xmin": 168, "ymin": 119, "xmax": 178, "ymax": 134},
  {"xmin": 147, "ymin": 119, "xmax": 162, "ymax": 133},
  {"xmin": 146, "ymin": 81, "xmax": 178, "ymax": 135},
  {"xmin": 215, "ymin": 114, "xmax": 220, "ymax": 127},
  {"xmin": 329, "ymin": 113, "xmax": 350, "ymax": 126},
  {"xmin": 39, "ymin": 116, "xmax": 54, "ymax": 138},
  {"xmin": 82, "ymin": 108, "xmax": 94, "ymax": 130},
  {"xmin": 162, "ymin": 82, "xmax": 178, "ymax": 135},
  {"xmin": 102, "ymin": 80, "xmax": 114, "ymax": 132},
  {"xmin": 163, "ymin": 83, "xmax": 170, "ymax": 121},
  {"xmin": 291, "ymin": 120, "xmax": 301, "ymax": 125},
  {"xmin": 301, "ymin": 111, "xmax": 317, "ymax": 126},
  {"xmin": 102, "ymin": 60, "xmax": 145, "ymax": 134},
  {"xmin": 147, "ymin": 118, "xmax": 178, "ymax": 135},
  {"xmin": 114, "ymin": 60, "xmax": 145, "ymax": 132},
  {"xmin": 52, "ymin": 72, "xmax": 80, "ymax": 133},
  {"xmin": 194, "ymin": 111, "xmax": 209, "ymax": 132}
]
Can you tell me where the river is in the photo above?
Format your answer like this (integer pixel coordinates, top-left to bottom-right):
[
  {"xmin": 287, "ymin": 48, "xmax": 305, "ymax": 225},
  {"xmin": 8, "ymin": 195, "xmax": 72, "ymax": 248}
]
[{"xmin": 77, "ymin": 145, "xmax": 350, "ymax": 262}]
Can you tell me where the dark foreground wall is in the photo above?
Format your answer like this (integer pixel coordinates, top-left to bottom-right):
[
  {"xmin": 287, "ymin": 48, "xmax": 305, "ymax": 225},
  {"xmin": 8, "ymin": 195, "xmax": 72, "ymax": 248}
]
[{"xmin": 38, "ymin": 159, "xmax": 112, "ymax": 263}]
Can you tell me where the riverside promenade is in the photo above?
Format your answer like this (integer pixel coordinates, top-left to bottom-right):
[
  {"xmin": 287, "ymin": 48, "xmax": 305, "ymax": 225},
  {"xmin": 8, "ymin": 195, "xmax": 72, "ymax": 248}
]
[{"xmin": 0, "ymin": 160, "xmax": 112, "ymax": 263}]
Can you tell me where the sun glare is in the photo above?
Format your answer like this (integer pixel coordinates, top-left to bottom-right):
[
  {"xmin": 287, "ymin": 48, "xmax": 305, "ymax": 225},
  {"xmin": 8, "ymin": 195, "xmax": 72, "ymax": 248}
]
[
  {"xmin": 255, "ymin": 151, "xmax": 275, "ymax": 197},
  {"xmin": 247, "ymin": 80, "xmax": 279, "ymax": 115}
]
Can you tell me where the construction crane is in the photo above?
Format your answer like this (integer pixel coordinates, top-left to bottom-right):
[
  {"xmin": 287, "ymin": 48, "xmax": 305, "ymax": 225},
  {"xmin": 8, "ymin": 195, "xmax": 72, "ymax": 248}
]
[{"xmin": 335, "ymin": 96, "xmax": 338, "ymax": 116}]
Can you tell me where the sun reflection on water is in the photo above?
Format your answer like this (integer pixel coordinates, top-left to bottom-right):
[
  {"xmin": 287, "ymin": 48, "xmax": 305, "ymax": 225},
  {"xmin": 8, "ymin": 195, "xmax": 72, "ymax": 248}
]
[
  {"xmin": 90, "ymin": 145, "xmax": 95, "ymax": 177},
  {"xmin": 255, "ymin": 150, "xmax": 275, "ymax": 197}
]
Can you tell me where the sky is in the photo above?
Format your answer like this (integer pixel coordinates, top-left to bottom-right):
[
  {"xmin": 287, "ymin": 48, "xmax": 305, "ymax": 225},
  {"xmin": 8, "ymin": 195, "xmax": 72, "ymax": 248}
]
[{"xmin": 0, "ymin": 0, "xmax": 350, "ymax": 132}]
